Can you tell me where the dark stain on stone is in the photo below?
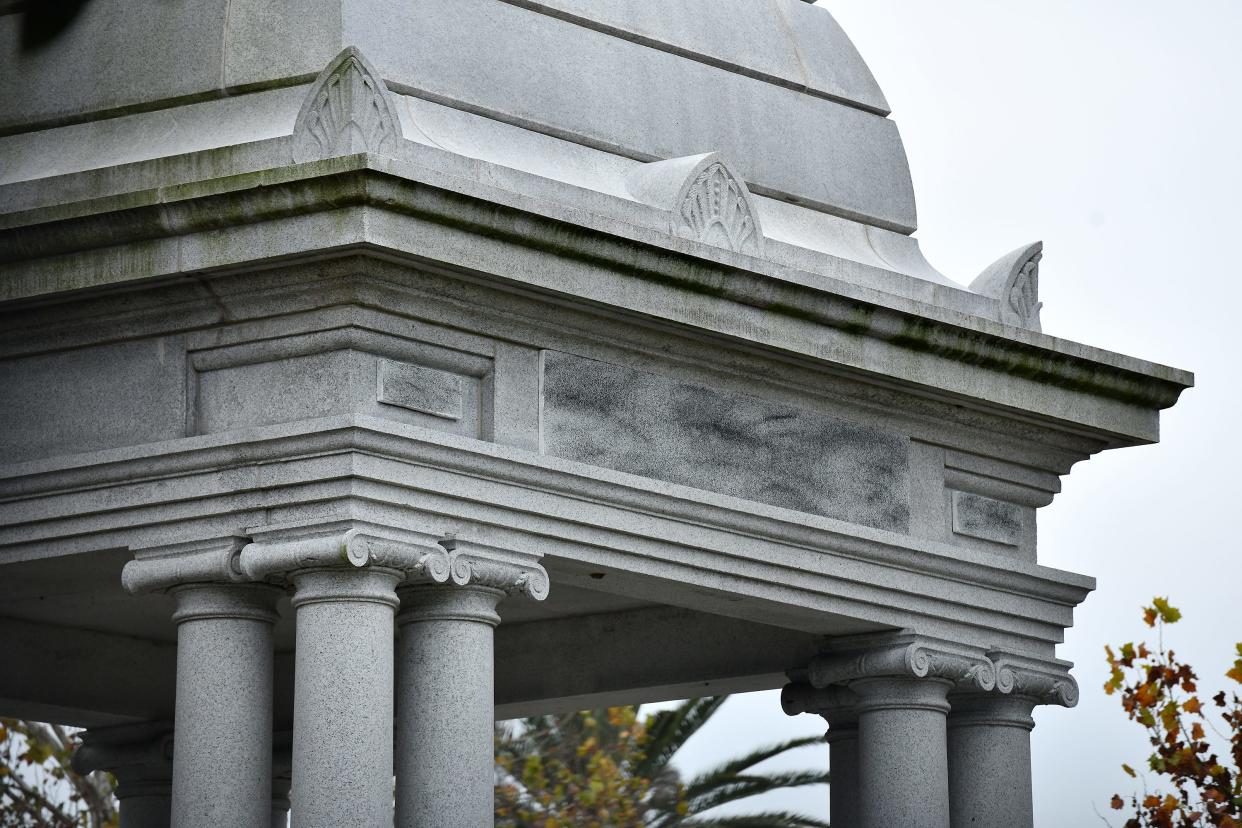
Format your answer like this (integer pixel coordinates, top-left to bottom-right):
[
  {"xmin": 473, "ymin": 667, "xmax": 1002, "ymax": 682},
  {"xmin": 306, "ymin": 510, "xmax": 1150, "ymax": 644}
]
[{"xmin": 542, "ymin": 352, "xmax": 910, "ymax": 532}]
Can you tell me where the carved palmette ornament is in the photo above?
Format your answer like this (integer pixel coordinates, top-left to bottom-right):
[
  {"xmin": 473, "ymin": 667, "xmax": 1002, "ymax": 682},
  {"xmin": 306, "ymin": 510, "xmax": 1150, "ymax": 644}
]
[
  {"xmin": 292, "ymin": 46, "xmax": 401, "ymax": 163},
  {"xmin": 624, "ymin": 152, "xmax": 765, "ymax": 256},
  {"xmin": 674, "ymin": 161, "xmax": 761, "ymax": 254},
  {"xmin": 970, "ymin": 241, "xmax": 1044, "ymax": 332}
]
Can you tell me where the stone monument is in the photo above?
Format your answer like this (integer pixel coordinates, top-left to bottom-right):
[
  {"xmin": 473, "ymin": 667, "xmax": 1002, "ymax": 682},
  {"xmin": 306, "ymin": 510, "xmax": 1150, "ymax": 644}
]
[{"xmin": 0, "ymin": 1, "xmax": 1191, "ymax": 827}]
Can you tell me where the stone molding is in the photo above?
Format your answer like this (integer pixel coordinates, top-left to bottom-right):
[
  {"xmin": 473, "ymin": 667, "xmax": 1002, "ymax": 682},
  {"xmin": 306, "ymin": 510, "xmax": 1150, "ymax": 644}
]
[
  {"xmin": 292, "ymin": 46, "xmax": 401, "ymax": 163},
  {"xmin": 397, "ymin": 582, "xmax": 505, "ymax": 627},
  {"xmin": 168, "ymin": 582, "xmax": 282, "ymax": 626},
  {"xmin": 945, "ymin": 693, "xmax": 1037, "ymax": 731}
]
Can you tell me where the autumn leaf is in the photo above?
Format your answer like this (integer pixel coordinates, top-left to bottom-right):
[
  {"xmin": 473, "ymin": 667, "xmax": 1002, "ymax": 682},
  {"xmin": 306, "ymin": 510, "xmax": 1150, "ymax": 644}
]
[
  {"xmin": 1151, "ymin": 597, "xmax": 1182, "ymax": 624},
  {"xmin": 1105, "ymin": 598, "xmax": 1242, "ymax": 827}
]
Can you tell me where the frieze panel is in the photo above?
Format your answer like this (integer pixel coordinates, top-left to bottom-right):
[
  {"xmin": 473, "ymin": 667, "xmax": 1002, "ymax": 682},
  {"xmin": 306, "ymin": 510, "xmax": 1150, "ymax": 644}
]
[{"xmin": 541, "ymin": 352, "xmax": 910, "ymax": 532}]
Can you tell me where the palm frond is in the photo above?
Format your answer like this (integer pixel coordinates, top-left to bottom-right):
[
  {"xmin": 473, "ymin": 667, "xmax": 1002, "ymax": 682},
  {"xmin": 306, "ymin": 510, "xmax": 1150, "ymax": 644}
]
[
  {"xmin": 686, "ymin": 770, "xmax": 832, "ymax": 816},
  {"xmin": 684, "ymin": 735, "xmax": 826, "ymax": 799},
  {"xmin": 680, "ymin": 810, "xmax": 832, "ymax": 828},
  {"xmin": 637, "ymin": 696, "xmax": 728, "ymax": 779}
]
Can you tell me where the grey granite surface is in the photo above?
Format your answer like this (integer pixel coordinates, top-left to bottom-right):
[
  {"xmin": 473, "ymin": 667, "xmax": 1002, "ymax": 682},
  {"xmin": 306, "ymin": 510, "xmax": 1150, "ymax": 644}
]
[{"xmin": 542, "ymin": 351, "xmax": 910, "ymax": 531}]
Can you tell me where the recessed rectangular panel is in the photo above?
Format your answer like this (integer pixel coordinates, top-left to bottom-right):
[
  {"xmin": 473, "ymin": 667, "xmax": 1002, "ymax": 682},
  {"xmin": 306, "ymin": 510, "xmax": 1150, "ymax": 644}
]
[
  {"xmin": 951, "ymin": 491, "xmax": 1022, "ymax": 546},
  {"xmin": 541, "ymin": 352, "xmax": 910, "ymax": 532},
  {"xmin": 377, "ymin": 358, "xmax": 463, "ymax": 420}
]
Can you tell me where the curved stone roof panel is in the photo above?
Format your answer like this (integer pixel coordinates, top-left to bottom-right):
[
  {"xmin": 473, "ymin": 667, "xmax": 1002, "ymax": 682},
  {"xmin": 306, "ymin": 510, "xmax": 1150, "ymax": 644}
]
[{"xmin": 0, "ymin": 0, "xmax": 916, "ymax": 233}]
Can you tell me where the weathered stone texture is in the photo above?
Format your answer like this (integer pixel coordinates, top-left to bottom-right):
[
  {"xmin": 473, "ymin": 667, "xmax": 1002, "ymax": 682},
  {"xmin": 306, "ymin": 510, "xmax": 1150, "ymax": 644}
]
[{"xmin": 542, "ymin": 351, "xmax": 911, "ymax": 531}]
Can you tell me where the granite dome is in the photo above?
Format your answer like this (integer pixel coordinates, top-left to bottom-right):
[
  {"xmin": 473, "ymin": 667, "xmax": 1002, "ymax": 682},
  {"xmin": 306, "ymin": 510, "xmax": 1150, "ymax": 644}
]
[{"xmin": 0, "ymin": 0, "xmax": 914, "ymax": 233}]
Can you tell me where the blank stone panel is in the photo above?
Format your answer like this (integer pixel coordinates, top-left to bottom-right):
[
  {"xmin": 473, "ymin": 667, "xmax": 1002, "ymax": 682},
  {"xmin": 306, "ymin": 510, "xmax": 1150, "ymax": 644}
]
[
  {"xmin": 194, "ymin": 350, "xmax": 365, "ymax": 435},
  {"xmin": 192, "ymin": 349, "xmax": 483, "ymax": 438},
  {"xmin": 541, "ymin": 352, "xmax": 911, "ymax": 532},
  {"xmin": 0, "ymin": 337, "xmax": 187, "ymax": 464}
]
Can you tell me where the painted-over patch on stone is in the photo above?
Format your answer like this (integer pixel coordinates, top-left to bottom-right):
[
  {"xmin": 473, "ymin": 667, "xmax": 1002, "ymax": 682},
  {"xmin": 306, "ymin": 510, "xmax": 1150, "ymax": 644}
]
[{"xmin": 541, "ymin": 352, "xmax": 910, "ymax": 532}]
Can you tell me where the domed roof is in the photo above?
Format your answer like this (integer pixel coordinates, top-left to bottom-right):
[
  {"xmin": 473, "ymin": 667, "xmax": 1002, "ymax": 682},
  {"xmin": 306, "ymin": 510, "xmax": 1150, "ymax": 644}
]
[{"xmin": 0, "ymin": 0, "xmax": 915, "ymax": 234}]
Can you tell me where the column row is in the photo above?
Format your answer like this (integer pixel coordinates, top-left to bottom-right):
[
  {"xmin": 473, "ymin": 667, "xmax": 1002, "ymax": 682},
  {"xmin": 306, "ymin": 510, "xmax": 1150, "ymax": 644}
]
[
  {"xmin": 115, "ymin": 530, "xmax": 549, "ymax": 828},
  {"xmin": 783, "ymin": 635, "xmax": 1078, "ymax": 828}
]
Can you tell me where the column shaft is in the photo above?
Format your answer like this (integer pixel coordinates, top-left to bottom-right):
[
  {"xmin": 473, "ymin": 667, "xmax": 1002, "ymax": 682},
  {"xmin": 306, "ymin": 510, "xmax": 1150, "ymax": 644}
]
[
  {"xmin": 853, "ymin": 677, "xmax": 952, "ymax": 828},
  {"xmin": 826, "ymin": 721, "xmax": 860, "ymax": 827},
  {"xmin": 171, "ymin": 584, "xmax": 279, "ymax": 828},
  {"xmin": 948, "ymin": 695, "xmax": 1036, "ymax": 828},
  {"xmin": 289, "ymin": 568, "xmax": 401, "ymax": 827},
  {"xmin": 395, "ymin": 584, "xmax": 503, "ymax": 828}
]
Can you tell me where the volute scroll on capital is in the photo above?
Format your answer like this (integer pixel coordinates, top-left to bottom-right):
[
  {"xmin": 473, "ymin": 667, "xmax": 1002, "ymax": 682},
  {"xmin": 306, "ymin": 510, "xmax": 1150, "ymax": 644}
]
[
  {"xmin": 988, "ymin": 650, "xmax": 1080, "ymax": 708},
  {"xmin": 808, "ymin": 635, "xmax": 997, "ymax": 694},
  {"xmin": 432, "ymin": 536, "xmax": 550, "ymax": 601},
  {"xmin": 121, "ymin": 537, "xmax": 249, "ymax": 595},
  {"xmin": 238, "ymin": 529, "xmax": 451, "ymax": 583}
]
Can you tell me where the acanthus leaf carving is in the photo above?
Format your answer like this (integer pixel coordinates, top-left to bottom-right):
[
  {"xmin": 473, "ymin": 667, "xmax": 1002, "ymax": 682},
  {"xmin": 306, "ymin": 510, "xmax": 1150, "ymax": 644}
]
[{"xmin": 292, "ymin": 46, "xmax": 401, "ymax": 163}]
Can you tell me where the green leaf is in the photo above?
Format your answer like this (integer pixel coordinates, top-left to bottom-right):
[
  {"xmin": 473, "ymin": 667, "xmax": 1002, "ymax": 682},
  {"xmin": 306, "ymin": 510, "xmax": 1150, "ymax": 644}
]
[{"xmin": 1151, "ymin": 597, "xmax": 1182, "ymax": 624}]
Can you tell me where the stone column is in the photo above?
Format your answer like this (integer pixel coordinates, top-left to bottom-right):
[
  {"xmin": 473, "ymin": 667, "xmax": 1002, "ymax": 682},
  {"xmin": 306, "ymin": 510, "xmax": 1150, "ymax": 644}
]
[
  {"xmin": 944, "ymin": 651, "xmax": 1079, "ymax": 828},
  {"xmin": 781, "ymin": 683, "xmax": 859, "ymax": 826},
  {"xmin": 394, "ymin": 544, "xmax": 549, "ymax": 828},
  {"xmin": 170, "ymin": 584, "xmax": 281, "ymax": 828},
  {"xmin": 807, "ymin": 634, "xmax": 997, "ymax": 828},
  {"xmin": 239, "ymin": 529, "xmax": 452, "ymax": 828},
  {"xmin": 122, "ymin": 540, "xmax": 281, "ymax": 828},
  {"xmin": 853, "ymin": 676, "xmax": 953, "ymax": 828},
  {"xmin": 947, "ymin": 693, "xmax": 1036, "ymax": 828},
  {"xmin": 73, "ymin": 723, "xmax": 174, "ymax": 828}
]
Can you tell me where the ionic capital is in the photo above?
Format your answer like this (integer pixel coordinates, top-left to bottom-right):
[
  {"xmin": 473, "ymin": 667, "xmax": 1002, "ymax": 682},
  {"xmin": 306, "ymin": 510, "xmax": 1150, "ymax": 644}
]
[
  {"xmin": 430, "ymin": 536, "xmax": 550, "ymax": 601},
  {"xmin": 781, "ymin": 682, "xmax": 859, "ymax": 734},
  {"xmin": 988, "ymin": 650, "xmax": 1080, "ymax": 708},
  {"xmin": 809, "ymin": 634, "xmax": 996, "ymax": 695},
  {"xmin": 239, "ymin": 529, "xmax": 451, "ymax": 583},
  {"xmin": 71, "ymin": 722, "xmax": 174, "ymax": 800},
  {"xmin": 121, "ymin": 537, "xmax": 248, "ymax": 595}
]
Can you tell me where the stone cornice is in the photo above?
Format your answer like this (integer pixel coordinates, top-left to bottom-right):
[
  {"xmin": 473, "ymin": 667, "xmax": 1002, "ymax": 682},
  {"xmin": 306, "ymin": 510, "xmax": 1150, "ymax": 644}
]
[{"xmin": 0, "ymin": 155, "xmax": 1190, "ymax": 422}]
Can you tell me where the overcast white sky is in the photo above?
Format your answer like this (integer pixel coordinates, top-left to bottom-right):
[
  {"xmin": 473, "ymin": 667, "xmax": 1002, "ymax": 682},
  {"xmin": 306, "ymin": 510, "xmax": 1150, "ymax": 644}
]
[{"xmin": 667, "ymin": 2, "xmax": 1242, "ymax": 825}]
